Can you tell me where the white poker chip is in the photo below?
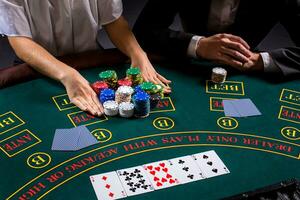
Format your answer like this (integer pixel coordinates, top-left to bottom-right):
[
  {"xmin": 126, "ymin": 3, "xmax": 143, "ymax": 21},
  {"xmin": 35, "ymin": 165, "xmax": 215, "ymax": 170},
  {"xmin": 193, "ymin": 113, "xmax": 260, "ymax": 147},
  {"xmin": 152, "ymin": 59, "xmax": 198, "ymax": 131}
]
[
  {"xmin": 103, "ymin": 100, "xmax": 119, "ymax": 116},
  {"xmin": 115, "ymin": 86, "xmax": 134, "ymax": 104},
  {"xmin": 116, "ymin": 86, "xmax": 134, "ymax": 94},
  {"xmin": 119, "ymin": 102, "xmax": 134, "ymax": 118},
  {"xmin": 212, "ymin": 67, "xmax": 227, "ymax": 83}
]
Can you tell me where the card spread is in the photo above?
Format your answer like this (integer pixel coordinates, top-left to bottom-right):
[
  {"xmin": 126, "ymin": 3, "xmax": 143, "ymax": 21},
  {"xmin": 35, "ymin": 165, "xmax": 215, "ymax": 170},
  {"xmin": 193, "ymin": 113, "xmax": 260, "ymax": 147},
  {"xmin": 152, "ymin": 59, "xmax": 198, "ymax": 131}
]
[
  {"xmin": 90, "ymin": 150, "xmax": 230, "ymax": 199},
  {"xmin": 223, "ymin": 98, "xmax": 262, "ymax": 117}
]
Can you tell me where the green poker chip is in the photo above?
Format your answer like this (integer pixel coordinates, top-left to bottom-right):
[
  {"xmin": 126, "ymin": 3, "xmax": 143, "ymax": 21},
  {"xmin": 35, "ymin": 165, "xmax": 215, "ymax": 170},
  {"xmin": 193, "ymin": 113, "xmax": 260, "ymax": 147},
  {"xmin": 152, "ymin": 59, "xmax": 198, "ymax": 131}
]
[
  {"xmin": 141, "ymin": 82, "xmax": 155, "ymax": 91},
  {"xmin": 126, "ymin": 67, "xmax": 141, "ymax": 76}
]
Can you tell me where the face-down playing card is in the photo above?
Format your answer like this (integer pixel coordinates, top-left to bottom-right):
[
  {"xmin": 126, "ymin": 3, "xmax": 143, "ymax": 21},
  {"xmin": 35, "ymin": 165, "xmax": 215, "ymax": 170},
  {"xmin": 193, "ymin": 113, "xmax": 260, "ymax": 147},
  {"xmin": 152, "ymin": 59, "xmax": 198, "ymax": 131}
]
[
  {"xmin": 192, "ymin": 150, "xmax": 230, "ymax": 178},
  {"xmin": 76, "ymin": 125, "xmax": 99, "ymax": 150},
  {"xmin": 117, "ymin": 166, "xmax": 154, "ymax": 197},
  {"xmin": 51, "ymin": 128, "xmax": 81, "ymax": 151},
  {"xmin": 168, "ymin": 155, "xmax": 206, "ymax": 184},
  {"xmin": 90, "ymin": 171, "xmax": 127, "ymax": 200},
  {"xmin": 143, "ymin": 160, "xmax": 180, "ymax": 190}
]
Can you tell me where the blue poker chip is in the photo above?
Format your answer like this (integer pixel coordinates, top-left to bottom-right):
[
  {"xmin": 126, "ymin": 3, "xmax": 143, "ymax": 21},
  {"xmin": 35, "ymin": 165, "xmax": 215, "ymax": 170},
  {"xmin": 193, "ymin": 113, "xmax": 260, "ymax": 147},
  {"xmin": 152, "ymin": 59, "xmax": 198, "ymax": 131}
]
[
  {"xmin": 101, "ymin": 88, "xmax": 115, "ymax": 96},
  {"xmin": 99, "ymin": 89, "xmax": 115, "ymax": 104},
  {"xmin": 134, "ymin": 85, "xmax": 144, "ymax": 94},
  {"xmin": 133, "ymin": 91, "xmax": 149, "ymax": 101}
]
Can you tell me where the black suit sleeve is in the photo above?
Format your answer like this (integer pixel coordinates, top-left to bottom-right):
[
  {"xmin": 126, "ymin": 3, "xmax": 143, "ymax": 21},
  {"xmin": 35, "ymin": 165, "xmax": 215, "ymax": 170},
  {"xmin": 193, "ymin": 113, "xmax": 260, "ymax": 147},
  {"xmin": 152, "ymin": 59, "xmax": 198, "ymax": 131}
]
[
  {"xmin": 133, "ymin": 0, "xmax": 194, "ymax": 58},
  {"xmin": 268, "ymin": 1, "xmax": 300, "ymax": 76}
]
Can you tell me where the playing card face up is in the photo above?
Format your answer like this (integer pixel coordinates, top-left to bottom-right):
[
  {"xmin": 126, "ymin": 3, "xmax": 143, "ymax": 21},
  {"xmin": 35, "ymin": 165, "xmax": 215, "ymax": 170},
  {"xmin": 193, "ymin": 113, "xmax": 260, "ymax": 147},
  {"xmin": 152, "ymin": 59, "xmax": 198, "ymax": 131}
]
[
  {"xmin": 117, "ymin": 166, "xmax": 154, "ymax": 196},
  {"xmin": 192, "ymin": 150, "xmax": 230, "ymax": 178},
  {"xmin": 168, "ymin": 155, "xmax": 205, "ymax": 184},
  {"xmin": 143, "ymin": 161, "xmax": 179, "ymax": 190},
  {"xmin": 90, "ymin": 172, "xmax": 127, "ymax": 200}
]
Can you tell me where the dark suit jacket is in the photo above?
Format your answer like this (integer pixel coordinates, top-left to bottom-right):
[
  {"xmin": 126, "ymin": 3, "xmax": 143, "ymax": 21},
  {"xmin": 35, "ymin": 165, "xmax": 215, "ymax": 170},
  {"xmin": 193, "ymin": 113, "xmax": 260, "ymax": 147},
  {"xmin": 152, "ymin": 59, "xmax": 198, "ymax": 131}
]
[{"xmin": 133, "ymin": 0, "xmax": 300, "ymax": 76}]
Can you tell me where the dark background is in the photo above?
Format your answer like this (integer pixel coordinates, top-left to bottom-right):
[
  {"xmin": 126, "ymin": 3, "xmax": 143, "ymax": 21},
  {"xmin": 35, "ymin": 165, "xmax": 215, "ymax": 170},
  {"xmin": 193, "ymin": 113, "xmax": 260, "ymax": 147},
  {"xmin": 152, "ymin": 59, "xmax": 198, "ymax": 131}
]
[
  {"xmin": 0, "ymin": 0, "xmax": 293, "ymax": 68},
  {"xmin": 0, "ymin": 0, "xmax": 182, "ymax": 68}
]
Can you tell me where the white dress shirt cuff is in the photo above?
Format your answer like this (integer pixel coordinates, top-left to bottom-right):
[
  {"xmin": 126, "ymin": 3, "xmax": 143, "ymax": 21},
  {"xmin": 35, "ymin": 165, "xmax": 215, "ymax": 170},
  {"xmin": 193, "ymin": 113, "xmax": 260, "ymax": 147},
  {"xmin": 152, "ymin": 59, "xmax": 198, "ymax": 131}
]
[
  {"xmin": 260, "ymin": 52, "xmax": 281, "ymax": 73},
  {"xmin": 187, "ymin": 36, "xmax": 204, "ymax": 58}
]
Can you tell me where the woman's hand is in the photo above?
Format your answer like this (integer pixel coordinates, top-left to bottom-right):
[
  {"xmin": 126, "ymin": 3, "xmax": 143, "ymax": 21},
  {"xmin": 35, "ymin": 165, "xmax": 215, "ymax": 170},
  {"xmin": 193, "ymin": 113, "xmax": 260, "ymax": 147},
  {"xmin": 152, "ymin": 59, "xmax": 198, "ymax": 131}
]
[
  {"xmin": 61, "ymin": 69, "xmax": 104, "ymax": 116},
  {"xmin": 131, "ymin": 52, "xmax": 172, "ymax": 93}
]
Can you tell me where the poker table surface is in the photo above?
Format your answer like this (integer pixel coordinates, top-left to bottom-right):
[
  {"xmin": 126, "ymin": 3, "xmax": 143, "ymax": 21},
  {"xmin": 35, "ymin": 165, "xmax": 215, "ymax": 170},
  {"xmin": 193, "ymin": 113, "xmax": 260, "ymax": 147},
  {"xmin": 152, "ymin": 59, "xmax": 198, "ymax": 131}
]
[{"xmin": 0, "ymin": 61, "xmax": 300, "ymax": 200}]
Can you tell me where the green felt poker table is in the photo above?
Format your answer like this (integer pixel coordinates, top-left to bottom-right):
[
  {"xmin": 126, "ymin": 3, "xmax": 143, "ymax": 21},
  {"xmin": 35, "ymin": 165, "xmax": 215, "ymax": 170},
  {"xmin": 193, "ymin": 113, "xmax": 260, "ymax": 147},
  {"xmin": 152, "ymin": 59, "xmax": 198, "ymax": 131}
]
[{"xmin": 0, "ymin": 60, "xmax": 300, "ymax": 200}]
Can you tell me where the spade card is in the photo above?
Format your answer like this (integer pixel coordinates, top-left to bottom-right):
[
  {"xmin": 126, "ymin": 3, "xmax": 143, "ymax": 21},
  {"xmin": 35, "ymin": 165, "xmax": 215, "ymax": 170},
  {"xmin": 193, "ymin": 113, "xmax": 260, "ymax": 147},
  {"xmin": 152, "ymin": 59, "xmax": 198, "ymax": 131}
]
[
  {"xmin": 90, "ymin": 171, "xmax": 127, "ymax": 200},
  {"xmin": 192, "ymin": 150, "xmax": 230, "ymax": 178},
  {"xmin": 168, "ymin": 155, "xmax": 205, "ymax": 184},
  {"xmin": 143, "ymin": 160, "xmax": 179, "ymax": 190},
  {"xmin": 117, "ymin": 166, "xmax": 154, "ymax": 196}
]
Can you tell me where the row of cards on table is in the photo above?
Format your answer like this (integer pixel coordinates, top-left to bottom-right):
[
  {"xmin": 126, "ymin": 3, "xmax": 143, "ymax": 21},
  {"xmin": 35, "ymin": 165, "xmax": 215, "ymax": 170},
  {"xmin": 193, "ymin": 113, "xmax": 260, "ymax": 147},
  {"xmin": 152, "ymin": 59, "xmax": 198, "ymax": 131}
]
[{"xmin": 90, "ymin": 150, "xmax": 230, "ymax": 200}]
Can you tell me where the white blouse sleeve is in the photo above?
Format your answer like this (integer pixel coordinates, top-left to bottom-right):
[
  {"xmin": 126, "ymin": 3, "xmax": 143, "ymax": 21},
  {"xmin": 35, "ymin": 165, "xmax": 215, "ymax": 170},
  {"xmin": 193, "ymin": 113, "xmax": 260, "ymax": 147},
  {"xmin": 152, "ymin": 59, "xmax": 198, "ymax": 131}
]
[
  {"xmin": 98, "ymin": 0, "xmax": 123, "ymax": 26},
  {"xmin": 0, "ymin": 0, "xmax": 32, "ymax": 37}
]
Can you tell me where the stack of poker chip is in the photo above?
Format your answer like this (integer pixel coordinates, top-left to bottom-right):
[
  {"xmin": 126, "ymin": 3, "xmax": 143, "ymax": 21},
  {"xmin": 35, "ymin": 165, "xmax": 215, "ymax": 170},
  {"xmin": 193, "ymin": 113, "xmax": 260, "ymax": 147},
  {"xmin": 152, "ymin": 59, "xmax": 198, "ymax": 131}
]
[
  {"xmin": 126, "ymin": 67, "xmax": 143, "ymax": 87},
  {"xmin": 140, "ymin": 81, "xmax": 155, "ymax": 94},
  {"xmin": 117, "ymin": 78, "xmax": 132, "ymax": 87},
  {"xmin": 115, "ymin": 86, "xmax": 134, "ymax": 104},
  {"xmin": 211, "ymin": 67, "xmax": 227, "ymax": 83},
  {"xmin": 91, "ymin": 81, "xmax": 109, "ymax": 95},
  {"xmin": 133, "ymin": 91, "xmax": 150, "ymax": 118},
  {"xmin": 99, "ymin": 70, "xmax": 118, "ymax": 88},
  {"xmin": 99, "ymin": 89, "xmax": 115, "ymax": 104},
  {"xmin": 119, "ymin": 102, "xmax": 135, "ymax": 118},
  {"xmin": 103, "ymin": 101, "xmax": 119, "ymax": 116}
]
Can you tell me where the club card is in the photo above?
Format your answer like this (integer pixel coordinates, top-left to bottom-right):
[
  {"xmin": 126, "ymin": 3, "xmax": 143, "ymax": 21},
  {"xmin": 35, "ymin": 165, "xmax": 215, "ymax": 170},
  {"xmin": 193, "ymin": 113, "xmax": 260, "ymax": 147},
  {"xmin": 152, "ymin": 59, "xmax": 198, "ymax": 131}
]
[
  {"xmin": 90, "ymin": 171, "xmax": 127, "ymax": 200},
  {"xmin": 143, "ymin": 160, "xmax": 179, "ymax": 190},
  {"xmin": 168, "ymin": 155, "xmax": 205, "ymax": 184},
  {"xmin": 117, "ymin": 166, "xmax": 154, "ymax": 196},
  {"xmin": 192, "ymin": 150, "xmax": 230, "ymax": 178}
]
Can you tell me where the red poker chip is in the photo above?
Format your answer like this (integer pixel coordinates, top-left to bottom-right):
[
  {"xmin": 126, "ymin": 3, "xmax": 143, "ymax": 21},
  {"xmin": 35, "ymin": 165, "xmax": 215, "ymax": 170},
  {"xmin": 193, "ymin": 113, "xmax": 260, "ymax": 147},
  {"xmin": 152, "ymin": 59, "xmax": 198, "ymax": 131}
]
[
  {"xmin": 91, "ymin": 81, "xmax": 109, "ymax": 94},
  {"xmin": 118, "ymin": 78, "xmax": 132, "ymax": 87}
]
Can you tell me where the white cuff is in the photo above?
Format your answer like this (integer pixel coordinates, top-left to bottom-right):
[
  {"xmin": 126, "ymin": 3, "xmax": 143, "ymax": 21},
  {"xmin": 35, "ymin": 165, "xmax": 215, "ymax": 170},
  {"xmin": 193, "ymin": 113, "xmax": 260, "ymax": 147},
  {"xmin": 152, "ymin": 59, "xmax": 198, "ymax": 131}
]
[
  {"xmin": 260, "ymin": 52, "xmax": 281, "ymax": 73},
  {"xmin": 187, "ymin": 35, "xmax": 204, "ymax": 59}
]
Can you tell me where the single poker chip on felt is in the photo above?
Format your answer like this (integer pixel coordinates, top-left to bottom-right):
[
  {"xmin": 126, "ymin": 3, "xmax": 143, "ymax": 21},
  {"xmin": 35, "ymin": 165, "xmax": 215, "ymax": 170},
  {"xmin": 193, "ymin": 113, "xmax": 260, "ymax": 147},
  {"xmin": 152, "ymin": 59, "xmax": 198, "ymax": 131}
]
[{"xmin": 211, "ymin": 67, "xmax": 227, "ymax": 83}]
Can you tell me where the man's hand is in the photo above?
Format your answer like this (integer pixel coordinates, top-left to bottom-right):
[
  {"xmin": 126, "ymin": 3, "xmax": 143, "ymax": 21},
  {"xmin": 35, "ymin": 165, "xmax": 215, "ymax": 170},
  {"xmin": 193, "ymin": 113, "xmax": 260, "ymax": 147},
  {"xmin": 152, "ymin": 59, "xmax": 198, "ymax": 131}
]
[
  {"xmin": 61, "ymin": 69, "xmax": 104, "ymax": 116},
  {"xmin": 242, "ymin": 53, "xmax": 264, "ymax": 72},
  {"xmin": 196, "ymin": 34, "xmax": 252, "ymax": 68},
  {"xmin": 131, "ymin": 52, "xmax": 172, "ymax": 93}
]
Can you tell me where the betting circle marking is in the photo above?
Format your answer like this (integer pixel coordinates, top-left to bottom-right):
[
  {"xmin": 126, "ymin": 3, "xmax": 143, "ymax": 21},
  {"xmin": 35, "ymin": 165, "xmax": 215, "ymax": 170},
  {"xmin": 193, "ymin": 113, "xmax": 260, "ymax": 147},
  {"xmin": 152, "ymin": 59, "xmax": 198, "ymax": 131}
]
[
  {"xmin": 281, "ymin": 127, "xmax": 300, "ymax": 140},
  {"xmin": 27, "ymin": 152, "xmax": 52, "ymax": 169},
  {"xmin": 91, "ymin": 129, "xmax": 112, "ymax": 143},
  {"xmin": 217, "ymin": 117, "xmax": 238, "ymax": 130},
  {"xmin": 153, "ymin": 117, "xmax": 175, "ymax": 130}
]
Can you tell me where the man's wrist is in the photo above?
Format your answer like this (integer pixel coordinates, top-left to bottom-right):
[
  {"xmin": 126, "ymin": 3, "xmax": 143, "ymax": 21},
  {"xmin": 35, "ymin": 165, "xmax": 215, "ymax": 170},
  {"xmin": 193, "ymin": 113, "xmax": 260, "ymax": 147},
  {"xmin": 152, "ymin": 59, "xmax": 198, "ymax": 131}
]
[
  {"xmin": 260, "ymin": 52, "xmax": 281, "ymax": 73},
  {"xmin": 187, "ymin": 36, "xmax": 204, "ymax": 58}
]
